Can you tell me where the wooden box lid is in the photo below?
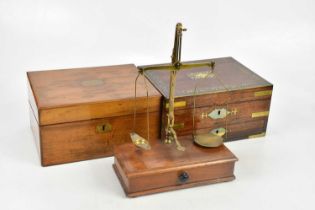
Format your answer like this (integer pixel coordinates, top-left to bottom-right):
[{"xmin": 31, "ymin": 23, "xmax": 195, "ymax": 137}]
[
  {"xmin": 27, "ymin": 64, "xmax": 161, "ymax": 125},
  {"xmin": 142, "ymin": 57, "xmax": 272, "ymax": 99}
]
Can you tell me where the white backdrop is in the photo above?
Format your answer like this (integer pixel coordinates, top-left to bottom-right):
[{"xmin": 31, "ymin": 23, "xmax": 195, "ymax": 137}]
[{"xmin": 0, "ymin": 0, "xmax": 314, "ymax": 210}]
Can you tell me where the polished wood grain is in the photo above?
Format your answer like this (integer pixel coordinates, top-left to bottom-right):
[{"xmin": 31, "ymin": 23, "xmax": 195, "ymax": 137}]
[
  {"xmin": 113, "ymin": 136, "xmax": 237, "ymax": 197},
  {"xmin": 143, "ymin": 57, "xmax": 272, "ymax": 142},
  {"xmin": 29, "ymin": 105, "xmax": 41, "ymax": 162},
  {"xmin": 39, "ymin": 112, "xmax": 160, "ymax": 166},
  {"xmin": 162, "ymin": 98, "xmax": 270, "ymax": 134},
  {"xmin": 38, "ymin": 97, "xmax": 161, "ymax": 125},
  {"xmin": 167, "ymin": 86, "xmax": 273, "ymax": 111},
  {"xmin": 173, "ymin": 119, "xmax": 267, "ymax": 141},
  {"xmin": 27, "ymin": 64, "xmax": 162, "ymax": 166},
  {"xmin": 143, "ymin": 57, "xmax": 273, "ymax": 99},
  {"xmin": 27, "ymin": 64, "xmax": 161, "ymax": 125}
]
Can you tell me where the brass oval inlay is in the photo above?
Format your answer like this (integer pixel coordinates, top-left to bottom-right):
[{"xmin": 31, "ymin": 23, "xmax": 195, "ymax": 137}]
[{"xmin": 187, "ymin": 71, "xmax": 215, "ymax": 80}]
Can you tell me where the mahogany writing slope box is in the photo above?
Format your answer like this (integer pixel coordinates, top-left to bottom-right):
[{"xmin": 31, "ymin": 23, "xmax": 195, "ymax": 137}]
[
  {"xmin": 142, "ymin": 57, "xmax": 273, "ymax": 142},
  {"xmin": 113, "ymin": 136, "xmax": 238, "ymax": 197},
  {"xmin": 27, "ymin": 64, "xmax": 162, "ymax": 166}
]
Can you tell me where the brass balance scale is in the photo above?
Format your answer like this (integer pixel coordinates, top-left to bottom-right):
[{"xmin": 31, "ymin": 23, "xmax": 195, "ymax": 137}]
[{"xmin": 130, "ymin": 23, "xmax": 225, "ymax": 151}]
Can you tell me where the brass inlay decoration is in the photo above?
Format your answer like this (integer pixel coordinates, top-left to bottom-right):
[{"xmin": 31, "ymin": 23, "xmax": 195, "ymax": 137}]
[
  {"xmin": 173, "ymin": 123, "xmax": 185, "ymax": 130},
  {"xmin": 248, "ymin": 132, "xmax": 266, "ymax": 139},
  {"xmin": 165, "ymin": 101, "xmax": 187, "ymax": 109},
  {"xmin": 81, "ymin": 79, "xmax": 104, "ymax": 87},
  {"xmin": 210, "ymin": 127, "xmax": 226, "ymax": 137},
  {"xmin": 254, "ymin": 90, "xmax": 272, "ymax": 97},
  {"xmin": 96, "ymin": 123, "xmax": 112, "ymax": 133},
  {"xmin": 252, "ymin": 111, "xmax": 269, "ymax": 118},
  {"xmin": 187, "ymin": 71, "xmax": 215, "ymax": 80}
]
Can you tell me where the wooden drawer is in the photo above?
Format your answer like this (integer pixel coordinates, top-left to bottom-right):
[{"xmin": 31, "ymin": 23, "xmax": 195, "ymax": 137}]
[
  {"xmin": 118, "ymin": 160, "xmax": 236, "ymax": 194},
  {"xmin": 113, "ymin": 137, "xmax": 237, "ymax": 197}
]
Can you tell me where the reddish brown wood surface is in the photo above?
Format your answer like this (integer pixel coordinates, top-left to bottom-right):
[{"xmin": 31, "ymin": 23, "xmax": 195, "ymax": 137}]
[
  {"xmin": 114, "ymin": 137, "xmax": 237, "ymax": 197},
  {"xmin": 27, "ymin": 64, "xmax": 162, "ymax": 166},
  {"xmin": 166, "ymin": 86, "xmax": 273, "ymax": 111},
  {"xmin": 144, "ymin": 57, "xmax": 273, "ymax": 142},
  {"xmin": 27, "ymin": 64, "xmax": 161, "ymax": 125},
  {"xmin": 27, "ymin": 59, "xmax": 272, "ymax": 166},
  {"xmin": 162, "ymin": 98, "xmax": 270, "ymax": 132},
  {"xmin": 29, "ymin": 105, "xmax": 41, "ymax": 160},
  {"xmin": 174, "ymin": 119, "xmax": 267, "ymax": 141},
  {"xmin": 36, "ymin": 110, "xmax": 160, "ymax": 166}
]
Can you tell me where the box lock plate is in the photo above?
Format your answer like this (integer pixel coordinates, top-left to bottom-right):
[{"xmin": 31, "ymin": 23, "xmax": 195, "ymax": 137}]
[{"xmin": 96, "ymin": 122, "xmax": 112, "ymax": 133}]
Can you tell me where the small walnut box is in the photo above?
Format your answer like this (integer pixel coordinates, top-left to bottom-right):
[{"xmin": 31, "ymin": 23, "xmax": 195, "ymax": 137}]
[
  {"xmin": 27, "ymin": 64, "xmax": 161, "ymax": 166},
  {"xmin": 142, "ymin": 57, "xmax": 273, "ymax": 141}
]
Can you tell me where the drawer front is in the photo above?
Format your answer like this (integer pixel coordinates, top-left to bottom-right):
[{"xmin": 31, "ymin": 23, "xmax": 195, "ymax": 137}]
[
  {"xmin": 40, "ymin": 112, "xmax": 160, "ymax": 166},
  {"xmin": 128, "ymin": 161, "xmax": 236, "ymax": 193}
]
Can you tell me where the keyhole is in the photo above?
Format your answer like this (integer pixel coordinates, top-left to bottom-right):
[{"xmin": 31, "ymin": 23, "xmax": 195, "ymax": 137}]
[{"xmin": 218, "ymin": 110, "xmax": 221, "ymax": 115}]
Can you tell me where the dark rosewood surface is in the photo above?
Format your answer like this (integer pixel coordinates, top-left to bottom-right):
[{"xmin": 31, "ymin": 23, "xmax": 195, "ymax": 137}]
[{"xmin": 142, "ymin": 57, "xmax": 272, "ymax": 142}]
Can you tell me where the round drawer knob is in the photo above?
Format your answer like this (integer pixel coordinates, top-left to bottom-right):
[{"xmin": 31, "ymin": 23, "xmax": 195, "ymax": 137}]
[{"xmin": 178, "ymin": 171, "xmax": 189, "ymax": 183}]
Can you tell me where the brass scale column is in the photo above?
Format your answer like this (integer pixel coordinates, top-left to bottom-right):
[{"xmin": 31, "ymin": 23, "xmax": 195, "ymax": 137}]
[{"xmin": 132, "ymin": 23, "xmax": 222, "ymax": 151}]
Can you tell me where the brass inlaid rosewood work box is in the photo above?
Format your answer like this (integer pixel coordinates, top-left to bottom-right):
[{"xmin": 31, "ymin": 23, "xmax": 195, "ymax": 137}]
[
  {"xmin": 143, "ymin": 57, "xmax": 273, "ymax": 142},
  {"xmin": 27, "ymin": 64, "xmax": 161, "ymax": 166}
]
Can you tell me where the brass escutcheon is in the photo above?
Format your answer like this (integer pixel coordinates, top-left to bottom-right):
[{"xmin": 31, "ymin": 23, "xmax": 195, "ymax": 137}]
[
  {"xmin": 201, "ymin": 108, "xmax": 238, "ymax": 120},
  {"xmin": 96, "ymin": 123, "xmax": 112, "ymax": 133},
  {"xmin": 210, "ymin": 127, "xmax": 226, "ymax": 137}
]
